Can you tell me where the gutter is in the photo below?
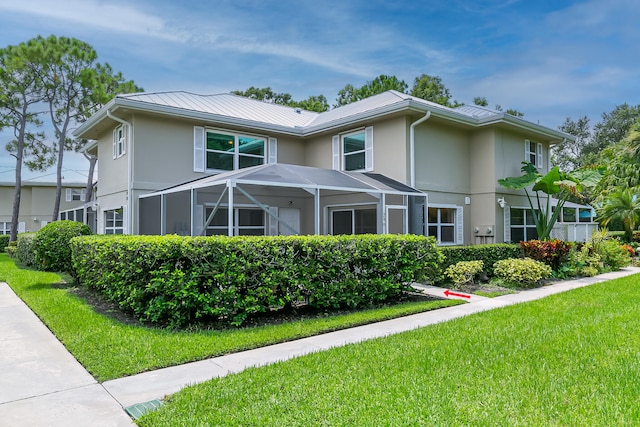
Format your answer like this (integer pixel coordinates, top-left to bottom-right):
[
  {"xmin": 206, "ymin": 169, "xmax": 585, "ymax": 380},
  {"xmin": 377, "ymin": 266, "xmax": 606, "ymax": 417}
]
[
  {"xmin": 106, "ymin": 110, "xmax": 133, "ymax": 235},
  {"xmin": 409, "ymin": 111, "xmax": 431, "ymax": 188}
]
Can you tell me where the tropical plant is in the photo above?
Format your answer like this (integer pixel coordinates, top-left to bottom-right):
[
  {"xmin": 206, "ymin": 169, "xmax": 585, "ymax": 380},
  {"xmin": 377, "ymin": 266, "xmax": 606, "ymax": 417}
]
[
  {"xmin": 596, "ymin": 189, "xmax": 640, "ymax": 242},
  {"xmin": 498, "ymin": 162, "xmax": 604, "ymax": 240}
]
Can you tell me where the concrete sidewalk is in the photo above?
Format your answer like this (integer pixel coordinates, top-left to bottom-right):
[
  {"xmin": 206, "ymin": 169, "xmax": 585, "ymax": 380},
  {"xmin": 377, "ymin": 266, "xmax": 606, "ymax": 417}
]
[{"xmin": 1, "ymin": 267, "xmax": 639, "ymax": 425}]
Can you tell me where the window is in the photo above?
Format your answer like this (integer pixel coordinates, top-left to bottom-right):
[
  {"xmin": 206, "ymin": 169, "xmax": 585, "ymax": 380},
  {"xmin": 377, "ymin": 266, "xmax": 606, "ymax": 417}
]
[
  {"xmin": 113, "ymin": 125, "xmax": 126, "ymax": 159},
  {"xmin": 525, "ymin": 139, "xmax": 543, "ymax": 168},
  {"xmin": 65, "ymin": 188, "xmax": 86, "ymax": 202},
  {"xmin": 509, "ymin": 207, "xmax": 538, "ymax": 242},
  {"xmin": 0, "ymin": 222, "xmax": 25, "ymax": 234},
  {"xmin": 331, "ymin": 208, "xmax": 377, "ymax": 234},
  {"xmin": 579, "ymin": 208, "xmax": 592, "ymax": 223},
  {"xmin": 203, "ymin": 130, "xmax": 265, "ymax": 172},
  {"xmin": 428, "ymin": 207, "xmax": 456, "ymax": 244},
  {"xmin": 104, "ymin": 208, "xmax": 124, "ymax": 234},
  {"xmin": 562, "ymin": 207, "xmax": 577, "ymax": 222},
  {"xmin": 332, "ymin": 127, "xmax": 373, "ymax": 171},
  {"xmin": 204, "ymin": 207, "xmax": 265, "ymax": 236},
  {"xmin": 343, "ymin": 132, "xmax": 366, "ymax": 171}
]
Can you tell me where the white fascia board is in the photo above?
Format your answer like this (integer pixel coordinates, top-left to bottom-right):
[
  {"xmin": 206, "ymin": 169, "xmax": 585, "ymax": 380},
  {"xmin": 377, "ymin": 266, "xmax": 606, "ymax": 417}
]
[{"xmin": 73, "ymin": 98, "xmax": 117, "ymax": 138}]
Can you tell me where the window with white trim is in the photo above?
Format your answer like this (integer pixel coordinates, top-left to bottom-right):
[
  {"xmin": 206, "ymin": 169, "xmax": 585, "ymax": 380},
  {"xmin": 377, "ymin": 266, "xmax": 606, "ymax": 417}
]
[
  {"xmin": 65, "ymin": 188, "xmax": 86, "ymax": 202},
  {"xmin": 104, "ymin": 208, "xmax": 124, "ymax": 234},
  {"xmin": 509, "ymin": 207, "xmax": 538, "ymax": 242},
  {"xmin": 113, "ymin": 125, "xmax": 126, "ymax": 159},
  {"xmin": 193, "ymin": 127, "xmax": 271, "ymax": 173},
  {"xmin": 427, "ymin": 205, "xmax": 463, "ymax": 245},
  {"xmin": 331, "ymin": 208, "xmax": 377, "ymax": 234},
  {"xmin": 332, "ymin": 127, "xmax": 374, "ymax": 171},
  {"xmin": 204, "ymin": 207, "xmax": 265, "ymax": 236},
  {"xmin": 0, "ymin": 222, "xmax": 25, "ymax": 234},
  {"xmin": 525, "ymin": 139, "xmax": 543, "ymax": 168}
]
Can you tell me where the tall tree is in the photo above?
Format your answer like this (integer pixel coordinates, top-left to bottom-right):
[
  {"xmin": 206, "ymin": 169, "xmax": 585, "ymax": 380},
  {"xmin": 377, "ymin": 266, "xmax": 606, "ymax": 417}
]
[
  {"xmin": 335, "ymin": 75, "xmax": 407, "ymax": 107},
  {"xmin": 553, "ymin": 116, "xmax": 592, "ymax": 171},
  {"xmin": 594, "ymin": 118, "xmax": 640, "ymax": 203},
  {"xmin": 26, "ymin": 35, "xmax": 139, "ymax": 220},
  {"xmin": 581, "ymin": 103, "xmax": 640, "ymax": 165},
  {"xmin": 0, "ymin": 40, "xmax": 55, "ymax": 242},
  {"xmin": 410, "ymin": 74, "xmax": 459, "ymax": 107}
]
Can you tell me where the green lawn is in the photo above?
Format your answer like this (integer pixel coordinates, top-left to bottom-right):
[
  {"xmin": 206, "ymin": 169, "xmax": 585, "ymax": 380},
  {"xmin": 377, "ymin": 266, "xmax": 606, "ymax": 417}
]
[
  {"xmin": 0, "ymin": 253, "xmax": 460, "ymax": 381},
  {"xmin": 138, "ymin": 273, "xmax": 640, "ymax": 426}
]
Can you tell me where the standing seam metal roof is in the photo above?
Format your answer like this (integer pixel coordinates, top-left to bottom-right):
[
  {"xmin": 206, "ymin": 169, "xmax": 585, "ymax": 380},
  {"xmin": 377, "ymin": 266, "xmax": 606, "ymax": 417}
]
[{"xmin": 118, "ymin": 91, "xmax": 319, "ymax": 129}]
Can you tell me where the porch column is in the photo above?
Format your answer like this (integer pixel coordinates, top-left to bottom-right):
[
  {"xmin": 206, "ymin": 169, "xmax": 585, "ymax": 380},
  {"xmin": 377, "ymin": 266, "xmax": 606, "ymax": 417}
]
[
  {"xmin": 227, "ymin": 180, "xmax": 234, "ymax": 236},
  {"xmin": 315, "ymin": 188, "xmax": 321, "ymax": 234}
]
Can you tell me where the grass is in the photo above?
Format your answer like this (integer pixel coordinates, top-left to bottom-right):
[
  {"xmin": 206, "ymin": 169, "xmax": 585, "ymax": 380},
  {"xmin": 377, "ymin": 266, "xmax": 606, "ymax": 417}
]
[
  {"xmin": 0, "ymin": 253, "xmax": 461, "ymax": 381},
  {"xmin": 473, "ymin": 289, "xmax": 515, "ymax": 298},
  {"xmin": 138, "ymin": 273, "xmax": 640, "ymax": 426}
]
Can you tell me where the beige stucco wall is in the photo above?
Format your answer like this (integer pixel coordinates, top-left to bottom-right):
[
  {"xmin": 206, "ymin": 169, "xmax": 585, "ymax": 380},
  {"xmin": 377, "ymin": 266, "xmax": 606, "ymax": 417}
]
[
  {"xmin": 414, "ymin": 121, "xmax": 470, "ymax": 194},
  {"xmin": 303, "ymin": 116, "xmax": 409, "ymax": 183},
  {"xmin": 0, "ymin": 183, "xmax": 86, "ymax": 233}
]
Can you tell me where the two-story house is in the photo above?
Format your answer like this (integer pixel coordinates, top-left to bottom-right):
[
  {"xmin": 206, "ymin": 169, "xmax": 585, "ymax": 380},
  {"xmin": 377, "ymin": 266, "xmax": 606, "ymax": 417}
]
[
  {"xmin": 0, "ymin": 181, "xmax": 88, "ymax": 234},
  {"xmin": 73, "ymin": 90, "xmax": 596, "ymax": 244}
]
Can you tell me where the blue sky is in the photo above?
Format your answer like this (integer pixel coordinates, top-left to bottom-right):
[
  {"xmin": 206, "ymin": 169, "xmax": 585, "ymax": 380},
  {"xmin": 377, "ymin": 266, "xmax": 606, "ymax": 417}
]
[{"xmin": 1, "ymin": 0, "xmax": 639, "ymax": 183}]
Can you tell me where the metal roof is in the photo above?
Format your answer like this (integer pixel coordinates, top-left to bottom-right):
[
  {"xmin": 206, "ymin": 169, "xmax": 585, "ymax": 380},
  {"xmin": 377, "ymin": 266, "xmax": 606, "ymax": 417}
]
[
  {"xmin": 117, "ymin": 91, "xmax": 319, "ymax": 129},
  {"xmin": 74, "ymin": 89, "xmax": 574, "ymax": 142}
]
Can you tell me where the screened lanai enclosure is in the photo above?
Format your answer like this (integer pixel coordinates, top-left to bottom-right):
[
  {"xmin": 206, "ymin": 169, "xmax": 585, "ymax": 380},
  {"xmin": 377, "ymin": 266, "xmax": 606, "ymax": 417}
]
[{"xmin": 139, "ymin": 164, "xmax": 427, "ymax": 237}]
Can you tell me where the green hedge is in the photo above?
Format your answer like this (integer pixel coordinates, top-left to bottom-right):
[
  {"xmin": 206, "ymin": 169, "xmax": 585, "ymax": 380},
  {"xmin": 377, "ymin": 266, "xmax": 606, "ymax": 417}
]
[
  {"xmin": 34, "ymin": 220, "xmax": 91, "ymax": 273},
  {"xmin": 15, "ymin": 233, "xmax": 37, "ymax": 268},
  {"xmin": 71, "ymin": 234, "xmax": 442, "ymax": 328},
  {"xmin": 0, "ymin": 234, "xmax": 9, "ymax": 252},
  {"xmin": 437, "ymin": 244, "xmax": 522, "ymax": 280}
]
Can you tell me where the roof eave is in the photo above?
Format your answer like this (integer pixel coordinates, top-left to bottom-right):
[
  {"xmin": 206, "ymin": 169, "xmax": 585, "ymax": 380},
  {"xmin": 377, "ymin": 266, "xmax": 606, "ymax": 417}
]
[{"xmin": 478, "ymin": 114, "xmax": 575, "ymax": 143}]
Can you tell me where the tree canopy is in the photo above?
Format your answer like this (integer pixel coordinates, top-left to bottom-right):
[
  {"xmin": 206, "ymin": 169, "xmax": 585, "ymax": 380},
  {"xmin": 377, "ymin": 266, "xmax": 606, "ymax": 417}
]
[
  {"xmin": 231, "ymin": 87, "xmax": 329, "ymax": 112},
  {"xmin": 335, "ymin": 75, "xmax": 408, "ymax": 107},
  {"xmin": 0, "ymin": 35, "xmax": 141, "ymax": 229}
]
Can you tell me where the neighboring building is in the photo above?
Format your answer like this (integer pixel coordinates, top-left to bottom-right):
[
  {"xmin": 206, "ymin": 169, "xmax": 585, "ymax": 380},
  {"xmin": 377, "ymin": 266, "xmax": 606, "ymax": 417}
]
[
  {"xmin": 73, "ymin": 90, "xmax": 596, "ymax": 244},
  {"xmin": 0, "ymin": 182, "xmax": 88, "ymax": 234}
]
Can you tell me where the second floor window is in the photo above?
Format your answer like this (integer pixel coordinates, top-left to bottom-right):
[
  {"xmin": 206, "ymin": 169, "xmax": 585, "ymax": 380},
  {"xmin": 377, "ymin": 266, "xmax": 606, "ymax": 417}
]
[
  {"xmin": 194, "ymin": 127, "xmax": 274, "ymax": 173},
  {"xmin": 332, "ymin": 126, "xmax": 374, "ymax": 172},
  {"xmin": 206, "ymin": 131, "xmax": 265, "ymax": 171},
  {"xmin": 113, "ymin": 125, "xmax": 126, "ymax": 158},
  {"xmin": 525, "ymin": 139, "xmax": 542, "ymax": 168},
  {"xmin": 65, "ymin": 188, "xmax": 86, "ymax": 202}
]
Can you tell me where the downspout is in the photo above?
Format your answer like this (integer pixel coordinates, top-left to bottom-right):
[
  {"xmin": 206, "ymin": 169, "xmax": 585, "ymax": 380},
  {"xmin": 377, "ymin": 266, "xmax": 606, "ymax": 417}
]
[
  {"xmin": 106, "ymin": 110, "xmax": 133, "ymax": 234},
  {"xmin": 409, "ymin": 111, "xmax": 431, "ymax": 188}
]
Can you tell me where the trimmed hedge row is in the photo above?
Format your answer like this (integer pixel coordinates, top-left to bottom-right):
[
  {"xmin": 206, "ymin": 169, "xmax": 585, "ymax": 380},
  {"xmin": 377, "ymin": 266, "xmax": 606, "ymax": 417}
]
[
  {"xmin": 71, "ymin": 234, "xmax": 442, "ymax": 328},
  {"xmin": 438, "ymin": 244, "xmax": 522, "ymax": 279}
]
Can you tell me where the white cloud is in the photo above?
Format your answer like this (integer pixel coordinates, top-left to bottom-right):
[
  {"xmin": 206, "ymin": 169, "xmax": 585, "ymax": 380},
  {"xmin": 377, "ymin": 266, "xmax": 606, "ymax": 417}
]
[{"xmin": 0, "ymin": 0, "xmax": 188, "ymax": 42}]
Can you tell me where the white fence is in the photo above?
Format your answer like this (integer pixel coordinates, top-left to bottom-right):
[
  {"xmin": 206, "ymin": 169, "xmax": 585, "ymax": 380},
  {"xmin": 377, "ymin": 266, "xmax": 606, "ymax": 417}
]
[{"xmin": 550, "ymin": 223, "xmax": 599, "ymax": 242}]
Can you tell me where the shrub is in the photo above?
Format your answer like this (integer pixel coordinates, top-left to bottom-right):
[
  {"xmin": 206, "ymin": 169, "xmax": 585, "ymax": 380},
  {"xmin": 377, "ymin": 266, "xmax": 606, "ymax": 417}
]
[
  {"xmin": 444, "ymin": 261, "xmax": 484, "ymax": 286},
  {"xmin": 15, "ymin": 233, "xmax": 37, "ymax": 268},
  {"xmin": 520, "ymin": 239, "xmax": 573, "ymax": 271},
  {"xmin": 567, "ymin": 244, "xmax": 601, "ymax": 277},
  {"xmin": 34, "ymin": 220, "xmax": 91, "ymax": 272},
  {"xmin": 71, "ymin": 234, "xmax": 442, "ymax": 328},
  {"xmin": 492, "ymin": 258, "xmax": 552, "ymax": 288},
  {"xmin": 590, "ymin": 229, "xmax": 631, "ymax": 270},
  {"xmin": 0, "ymin": 234, "xmax": 9, "ymax": 252},
  {"xmin": 437, "ymin": 244, "xmax": 521, "ymax": 281}
]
